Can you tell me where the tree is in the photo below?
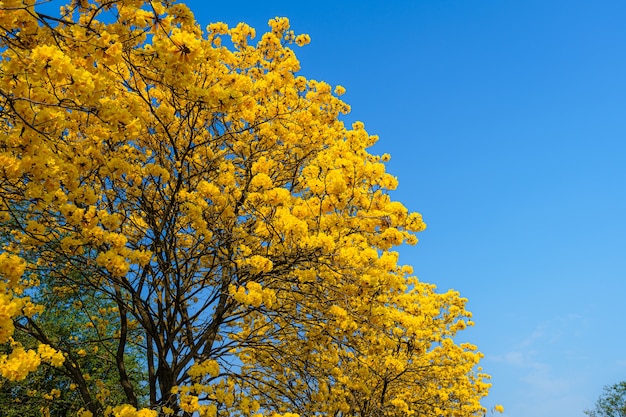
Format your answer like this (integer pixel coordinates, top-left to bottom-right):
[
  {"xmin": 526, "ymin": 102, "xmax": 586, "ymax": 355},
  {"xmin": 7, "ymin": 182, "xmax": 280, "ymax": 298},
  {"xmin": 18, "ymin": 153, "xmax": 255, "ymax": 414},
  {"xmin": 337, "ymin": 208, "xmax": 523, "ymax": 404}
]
[
  {"xmin": 0, "ymin": 203, "xmax": 147, "ymax": 417},
  {"xmin": 0, "ymin": 269, "xmax": 149, "ymax": 417},
  {"xmin": 0, "ymin": 1, "xmax": 494, "ymax": 416},
  {"xmin": 586, "ymin": 382, "xmax": 626, "ymax": 417}
]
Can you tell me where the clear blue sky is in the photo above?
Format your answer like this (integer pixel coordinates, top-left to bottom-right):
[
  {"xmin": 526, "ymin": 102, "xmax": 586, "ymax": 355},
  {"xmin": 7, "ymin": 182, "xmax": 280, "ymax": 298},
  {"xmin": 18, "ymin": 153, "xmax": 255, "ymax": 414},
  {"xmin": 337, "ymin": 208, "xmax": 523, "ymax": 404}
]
[{"xmin": 184, "ymin": 1, "xmax": 626, "ymax": 416}]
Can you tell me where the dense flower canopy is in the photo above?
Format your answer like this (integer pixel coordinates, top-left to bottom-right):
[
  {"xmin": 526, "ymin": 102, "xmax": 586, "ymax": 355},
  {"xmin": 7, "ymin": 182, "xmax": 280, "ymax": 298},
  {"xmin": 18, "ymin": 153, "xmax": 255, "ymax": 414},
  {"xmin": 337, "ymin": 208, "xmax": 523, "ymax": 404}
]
[{"xmin": 0, "ymin": 1, "xmax": 494, "ymax": 416}]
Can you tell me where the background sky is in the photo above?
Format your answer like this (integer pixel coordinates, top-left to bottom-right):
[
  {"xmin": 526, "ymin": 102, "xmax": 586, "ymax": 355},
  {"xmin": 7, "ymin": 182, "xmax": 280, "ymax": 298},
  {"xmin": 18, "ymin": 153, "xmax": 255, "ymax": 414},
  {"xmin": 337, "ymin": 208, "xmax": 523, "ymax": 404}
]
[{"xmin": 183, "ymin": 1, "xmax": 626, "ymax": 416}]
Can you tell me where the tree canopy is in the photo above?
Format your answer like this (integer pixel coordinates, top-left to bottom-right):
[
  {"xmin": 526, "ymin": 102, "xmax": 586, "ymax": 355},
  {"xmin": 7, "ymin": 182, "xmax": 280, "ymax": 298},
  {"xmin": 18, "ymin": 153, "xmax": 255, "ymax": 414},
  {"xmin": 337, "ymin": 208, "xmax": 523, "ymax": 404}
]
[
  {"xmin": 0, "ymin": 1, "xmax": 494, "ymax": 416},
  {"xmin": 586, "ymin": 382, "xmax": 626, "ymax": 417}
]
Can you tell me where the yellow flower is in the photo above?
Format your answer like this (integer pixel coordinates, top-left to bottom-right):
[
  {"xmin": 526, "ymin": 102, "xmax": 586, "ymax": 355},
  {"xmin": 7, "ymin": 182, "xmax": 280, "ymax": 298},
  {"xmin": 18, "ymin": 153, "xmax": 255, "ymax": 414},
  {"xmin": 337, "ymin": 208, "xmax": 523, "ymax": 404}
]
[
  {"xmin": 0, "ymin": 253, "xmax": 26, "ymax": 285},
  {"xmin": 179, "ymin": 394, "xmax": 200, "ymax": 413},
  {"xmin": 295, "ymin": 33, "xmax": 311, "ymax": 46},
  {"xmin": 37, "ymin": 344, "xmax": 64, "ymax": 367},
  {"xmin": 188, "ymin": 359, "xmax": 220, "ymax": 379},
  {"xmin": 268, "ymin": 17, "xmax": 290, "ymax": 34},
  {"xmin": 0, "ymin": 347, "xmax": 41, "ymax": 381},
  {"xmin": 76, "ymin": 409, "xmax": 93, "ymax": 417}
]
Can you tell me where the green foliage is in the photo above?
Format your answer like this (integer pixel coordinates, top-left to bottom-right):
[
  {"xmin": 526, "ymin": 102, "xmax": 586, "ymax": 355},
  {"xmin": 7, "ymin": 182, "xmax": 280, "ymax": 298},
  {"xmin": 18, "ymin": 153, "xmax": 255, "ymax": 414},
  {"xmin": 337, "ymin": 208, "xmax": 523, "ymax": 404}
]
[
  {"xmin": 0, "ymin": 278, "xmax": 148, "ymax": 416},
  {"xmin": 586, "ymin": 381, "xmax": 626, "ymax": 417},
  {"xmin": 0, "ymin": 355, "xmax": 76, "ymax": 417}
]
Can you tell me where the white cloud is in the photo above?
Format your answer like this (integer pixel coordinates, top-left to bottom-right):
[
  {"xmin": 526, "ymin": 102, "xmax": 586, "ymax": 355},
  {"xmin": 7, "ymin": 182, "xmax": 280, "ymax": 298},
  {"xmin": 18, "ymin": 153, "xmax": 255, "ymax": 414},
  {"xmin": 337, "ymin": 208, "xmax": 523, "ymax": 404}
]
[{"xmin": 488, "ymin": 314, "xmax": 592, "ymax": 417}]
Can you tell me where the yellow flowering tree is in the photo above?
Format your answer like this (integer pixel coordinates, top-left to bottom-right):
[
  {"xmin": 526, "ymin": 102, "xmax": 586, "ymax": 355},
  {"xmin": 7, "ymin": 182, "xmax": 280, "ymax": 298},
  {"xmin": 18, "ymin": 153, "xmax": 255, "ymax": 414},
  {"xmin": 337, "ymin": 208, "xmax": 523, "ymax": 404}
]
[{"xmin": 0, "ymin": 1, "xmax": 495, "ymax": 416}]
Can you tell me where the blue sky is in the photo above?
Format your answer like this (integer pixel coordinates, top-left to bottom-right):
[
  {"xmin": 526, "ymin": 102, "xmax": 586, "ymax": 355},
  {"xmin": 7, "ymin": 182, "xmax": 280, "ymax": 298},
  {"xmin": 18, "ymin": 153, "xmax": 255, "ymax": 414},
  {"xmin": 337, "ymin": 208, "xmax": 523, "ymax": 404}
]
[{"xmin": 183, "ymin": 1, "xmax": 626, "ymax": 416}]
